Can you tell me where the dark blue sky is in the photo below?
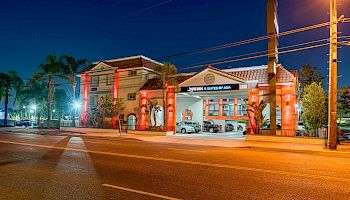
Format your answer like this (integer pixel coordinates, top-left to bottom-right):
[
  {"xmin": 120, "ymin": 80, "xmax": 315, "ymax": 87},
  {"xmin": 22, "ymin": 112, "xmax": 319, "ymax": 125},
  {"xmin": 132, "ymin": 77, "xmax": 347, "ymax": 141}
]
[{"xmin": 1, "ymin": 0, "xmax": 349, "ymax": 86}]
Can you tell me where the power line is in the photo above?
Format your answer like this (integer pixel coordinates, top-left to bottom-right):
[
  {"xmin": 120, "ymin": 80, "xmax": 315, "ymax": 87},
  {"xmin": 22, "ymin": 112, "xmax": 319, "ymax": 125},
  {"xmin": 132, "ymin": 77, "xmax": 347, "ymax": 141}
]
[
  {"xmin": 160, "ymin": 21, "xmax": 333, "ymax": 60},
  {"xmin": 185, "ymin": 38, "xmax": 330, "ymax": 68},
  {"xmin": 121, "ymin": 0, "xmax": 175, "ymax": 18},
  {"xmin": 178, "ymin": 42, "xmax": 329, "ymax": 71}
]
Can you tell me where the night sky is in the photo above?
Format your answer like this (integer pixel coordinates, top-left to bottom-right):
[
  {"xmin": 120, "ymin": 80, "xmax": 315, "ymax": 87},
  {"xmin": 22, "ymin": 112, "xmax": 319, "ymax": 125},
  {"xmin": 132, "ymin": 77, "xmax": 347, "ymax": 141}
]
[{"xmin": 1, "ymin": 0, "xmax": 349, "ymax": 86}]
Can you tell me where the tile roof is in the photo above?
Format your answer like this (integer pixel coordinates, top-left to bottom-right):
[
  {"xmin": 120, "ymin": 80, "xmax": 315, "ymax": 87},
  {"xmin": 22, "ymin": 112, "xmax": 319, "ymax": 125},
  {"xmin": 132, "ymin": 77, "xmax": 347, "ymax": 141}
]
[
  {"xmin": 139, "ymin": 75, "xmax": 194, "ymax": 91},
  {"xmin": 224, "ymin": 65, "xmax": 296, "ymax": 84},
  {"xmin": 78, "ymin": 55, "xmax": 162, "ymax": 74},
  {"xmin": 139, "ymin": 65, "xmax": 297, "ymax": 91}
]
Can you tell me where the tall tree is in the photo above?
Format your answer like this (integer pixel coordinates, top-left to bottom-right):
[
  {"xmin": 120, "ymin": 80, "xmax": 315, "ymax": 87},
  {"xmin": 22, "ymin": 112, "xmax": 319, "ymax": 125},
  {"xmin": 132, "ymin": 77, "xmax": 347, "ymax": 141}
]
[
  {"xmin": 97, "ymin": 95, "xmax": 125, "ymax": 133},
  {"xmin": 301, "ymin": 82, "xmax": 327, "ymax": 136},
  {"xmin": 155, "ymin": 62, "xmax": 177, "ymax": 130},
  {"xmin": 338, "ymin": 86, "xmax": 350, "ymax": 122},
  {"xmin": 20, "ymin": 73, "xmax": 47, "ymax": 125},
  {"xmin": 38, "ymin": 55, "xmax": 66, "ymax": 128},
  {"xmin": 60, "ymin": 55, "xmax": 88, "ymax": 127},
  {"xmin": 0, "ymin": 71, "xmax": 23, "ymax": 126},
  {"xmin": 299, "ymin": 65, "xmax": 324, "ymax": 92}
]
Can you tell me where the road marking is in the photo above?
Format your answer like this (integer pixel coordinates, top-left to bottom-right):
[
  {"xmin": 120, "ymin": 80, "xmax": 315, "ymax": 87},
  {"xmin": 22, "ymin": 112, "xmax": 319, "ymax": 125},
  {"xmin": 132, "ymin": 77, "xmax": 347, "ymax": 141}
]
[
  {"xmin": 102, "ymin": 183, "xmax": 181, "ymax": 200},
  {"xmin": 337, "ymin": 162, "xmax": 350, "ymax": 165},
  {"xmin": 167, "ymin": 148, "xmax": 206, "ymax": 153},
  {"xmin": 1, "ymin": 139, "xmax": 350, "ymax": 183}
]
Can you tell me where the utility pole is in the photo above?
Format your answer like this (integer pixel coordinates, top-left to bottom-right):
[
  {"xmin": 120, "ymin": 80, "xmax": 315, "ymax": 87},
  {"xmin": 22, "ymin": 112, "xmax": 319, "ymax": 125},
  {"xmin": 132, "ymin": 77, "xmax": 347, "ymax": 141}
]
[
  {"xmin": 327, "ymin": 0, "xmax": 338, "ymax": 149},
  {"xmin": 267, "ymin": 0, "xmax": 278, "ymax": 135}
]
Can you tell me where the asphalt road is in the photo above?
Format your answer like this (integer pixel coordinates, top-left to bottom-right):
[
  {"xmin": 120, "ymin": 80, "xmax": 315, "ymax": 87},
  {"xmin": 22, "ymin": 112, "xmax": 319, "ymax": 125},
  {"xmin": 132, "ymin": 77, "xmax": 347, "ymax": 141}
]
[{"xmin": 1, "ymin": 130, "xmax": 350, "ymax": 200}]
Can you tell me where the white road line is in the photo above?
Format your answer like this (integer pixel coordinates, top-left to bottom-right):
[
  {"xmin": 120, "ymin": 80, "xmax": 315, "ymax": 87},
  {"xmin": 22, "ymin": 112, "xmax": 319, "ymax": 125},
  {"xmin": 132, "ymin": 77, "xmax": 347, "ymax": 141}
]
[
  {"xmin": 167, "ymin": 148, "xmax": 206, "ymax": 153},
  {"xmin": 1, "ymin": 139, "xmax": 350, "ymax": 183},
  {"xmin": 102, "ymin": 183, "xmax": 181, "ymax": 200},
  {"xmin": 337, "ymin": 162, "xmax": 350, "ymax": 165}
]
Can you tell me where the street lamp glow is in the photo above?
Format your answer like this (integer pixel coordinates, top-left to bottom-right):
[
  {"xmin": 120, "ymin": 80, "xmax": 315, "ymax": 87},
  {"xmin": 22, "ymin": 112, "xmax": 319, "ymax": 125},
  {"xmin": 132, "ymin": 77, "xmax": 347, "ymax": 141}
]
[
  {"xmin": 73, "ymin": 102, "xmax": 81, "ymax": 109},
  {"xmin": 30, "ymin": 105, "xmax": 37, "ymax": 110}
]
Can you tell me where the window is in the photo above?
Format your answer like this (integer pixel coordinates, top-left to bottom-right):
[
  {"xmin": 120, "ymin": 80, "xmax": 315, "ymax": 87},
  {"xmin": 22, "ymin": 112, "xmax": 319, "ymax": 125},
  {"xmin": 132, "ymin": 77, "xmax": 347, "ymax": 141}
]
[
  {"xmin": 91, "ymin": 76, "xmax": 99, "ymax": 87},
  {"xmin": 89, "ymin": 95, "xmax": 98, "ymax": 107},
  {"xmin": 208, "ymin": 99, "xmax": 219, "ymax": 116},
  {"xmin": 107, "ymin": 74, "xmax": 114, "ymax": 85},
  {"xmin": 222, "ymin": 99, "xmax": 234, "ymax": 116},
  {"xmin": 237, "ymin": 99, "xmax": 248, "ymax": 116},
  {"xmin": 90, "ymin": 87, "xmax": 97, "ymax": 91},
  {"xmin": 128, "ymin": 93, "xmax": 136, "ymax": 100},
  {"xmin": 128, "ymin": 70, "xmax": 137, "ymax": 77}
]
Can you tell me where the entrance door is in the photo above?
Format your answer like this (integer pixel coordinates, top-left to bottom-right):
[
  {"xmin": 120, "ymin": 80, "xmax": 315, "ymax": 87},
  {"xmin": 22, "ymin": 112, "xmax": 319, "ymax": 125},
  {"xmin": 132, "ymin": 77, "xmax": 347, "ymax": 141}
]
[{"xmin": 127, "ymin": 115, "xmax": 136, "ymax": 130}]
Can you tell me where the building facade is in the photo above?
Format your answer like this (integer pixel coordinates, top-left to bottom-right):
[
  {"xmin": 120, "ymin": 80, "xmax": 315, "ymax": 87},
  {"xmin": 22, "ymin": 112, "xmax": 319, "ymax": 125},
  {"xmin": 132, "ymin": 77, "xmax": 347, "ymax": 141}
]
[
  {"xmin": 79, "ymin": 55, "xmax": 299, "ymax": 136},
  {"xmin": 78, "ymin": 55, "xmax": 162, "ymax": 128}
]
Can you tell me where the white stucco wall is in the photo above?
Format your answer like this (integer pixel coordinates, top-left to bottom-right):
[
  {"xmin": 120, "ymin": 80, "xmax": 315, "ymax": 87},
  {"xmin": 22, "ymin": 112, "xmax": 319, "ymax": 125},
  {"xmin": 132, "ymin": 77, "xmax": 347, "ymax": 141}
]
[{"xmin": 176, "ymin": 95, "xmax": 203, "ymax": 126}]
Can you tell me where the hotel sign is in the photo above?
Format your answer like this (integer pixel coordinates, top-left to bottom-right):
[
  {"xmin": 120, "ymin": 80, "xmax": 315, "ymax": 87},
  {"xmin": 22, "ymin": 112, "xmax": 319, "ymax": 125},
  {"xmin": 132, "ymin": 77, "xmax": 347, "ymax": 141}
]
[{"xmin": 180, "ymin": 84, "xmax": 239, "ymax": 93}]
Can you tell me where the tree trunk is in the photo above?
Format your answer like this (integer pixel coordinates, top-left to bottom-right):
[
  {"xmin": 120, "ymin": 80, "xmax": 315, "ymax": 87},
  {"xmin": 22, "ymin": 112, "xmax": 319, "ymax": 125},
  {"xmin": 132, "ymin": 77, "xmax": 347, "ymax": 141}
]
[
  {"xmin": 47, "ymin": 76, "xmax": 54, "ymax": 128},
  {"xmin": 3, "ymin": 89, "xmax": 9, "ymax": 126},
  {"xmin": 72, "ymin": 80, "xmax": 76, "ymax": 127}
]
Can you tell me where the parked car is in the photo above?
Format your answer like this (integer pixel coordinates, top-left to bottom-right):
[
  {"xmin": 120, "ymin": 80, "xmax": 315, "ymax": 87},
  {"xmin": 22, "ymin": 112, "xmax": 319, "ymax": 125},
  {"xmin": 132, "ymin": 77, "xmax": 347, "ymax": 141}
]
[
  {"xmin": 298, "ymin": 121, "xmax": 305, "ymax": 131},
  {"xmin": 262, "ymin": 124, "xmax": 281, "ymax": 130},
  {"xmin": 203, "ymin": 120, "xmax": 220, "ymax": 133},
  {"xmin": 225, "ymin": 124, "xmax": 234, "ymax": 132},
  {"xmin": 181, "ymin": 121, "xmax": 201, "ymax": 133},
  {"xmin": 176, "ymin": 122, "xmax": 195, "ymax": 134},
  {"xmin": 339, "ymin": 128, "xmax": 350, "ymax": 136},
  {"xmin": 16, "ymin": 120, "xmax": 37, "ymax": 127},
  {"xmin": 339, "ymin": 133, "xmax": 350, "ymax": 141}
]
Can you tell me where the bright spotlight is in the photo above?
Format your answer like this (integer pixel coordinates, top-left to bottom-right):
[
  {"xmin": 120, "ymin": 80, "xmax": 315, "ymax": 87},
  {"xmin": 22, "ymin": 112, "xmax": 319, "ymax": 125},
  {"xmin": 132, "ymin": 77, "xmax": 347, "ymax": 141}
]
[{"xmin": 73, "ymin": 102, "xmax": 81, "ymax": 109}]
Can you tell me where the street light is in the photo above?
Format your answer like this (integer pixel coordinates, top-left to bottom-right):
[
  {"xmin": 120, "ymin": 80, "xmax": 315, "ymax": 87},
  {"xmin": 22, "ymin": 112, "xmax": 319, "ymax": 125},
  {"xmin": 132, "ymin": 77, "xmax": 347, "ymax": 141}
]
[{"xmin": 30, "ymin": 104, "xmax": 37, "ymax": 121}]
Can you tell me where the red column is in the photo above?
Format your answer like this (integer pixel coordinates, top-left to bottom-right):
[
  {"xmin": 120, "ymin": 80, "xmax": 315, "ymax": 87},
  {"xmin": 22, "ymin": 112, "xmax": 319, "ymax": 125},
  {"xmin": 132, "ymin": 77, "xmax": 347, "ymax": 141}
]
[
  {"xmin": 139, "ymin": 91, "xmax": 148, "ymax": 130},
  {"xmin": 81, "ymin": 73, "xmax": 90, "ymax": 126},
  {"xmin": 205, "ymin": 99, "xmax": 209, "ymax": 119},
  {"xmin": 112, "ymin": 72, "xmax": 119, "ymax": 128},
  {"xmin": 219, "ymin": 99, "xmax": 223, "ymax": 116},
  {"xmin": 281, "ymin": 84, "xmax": 296, "ymax": 136},
  {"xmin": 167, "ymin": 87, "xmax": 176, "ymax": 132}
]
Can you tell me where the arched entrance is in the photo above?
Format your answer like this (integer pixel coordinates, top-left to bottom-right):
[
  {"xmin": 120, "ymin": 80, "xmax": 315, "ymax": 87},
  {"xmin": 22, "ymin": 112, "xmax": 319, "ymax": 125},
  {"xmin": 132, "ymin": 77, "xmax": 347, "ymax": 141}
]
[{"xmin": 127, "ymin": 114, "xmax": 136, "ymax": 130}]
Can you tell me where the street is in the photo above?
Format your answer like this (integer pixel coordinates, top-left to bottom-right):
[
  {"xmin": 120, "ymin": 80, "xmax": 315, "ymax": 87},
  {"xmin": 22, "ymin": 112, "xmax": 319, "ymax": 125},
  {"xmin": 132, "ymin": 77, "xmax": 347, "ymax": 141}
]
[{"xmin": 1, "ymin": 130, "xmax": 350, "ymax": 200}]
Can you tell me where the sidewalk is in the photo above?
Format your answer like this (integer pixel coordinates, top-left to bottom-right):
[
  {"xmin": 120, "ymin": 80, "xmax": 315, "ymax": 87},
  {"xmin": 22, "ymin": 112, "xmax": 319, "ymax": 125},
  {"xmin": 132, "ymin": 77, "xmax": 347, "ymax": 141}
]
[{"xmin": 2, "ymin": 127, "xmax": 350, "ymax": 154}]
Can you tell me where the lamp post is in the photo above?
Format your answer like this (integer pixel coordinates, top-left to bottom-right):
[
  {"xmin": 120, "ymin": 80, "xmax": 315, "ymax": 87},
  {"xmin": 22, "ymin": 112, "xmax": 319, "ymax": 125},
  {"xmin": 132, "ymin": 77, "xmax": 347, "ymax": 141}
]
[{"xmin": 327, "ymin": 0, "xmax": 338, "ymax": 149}]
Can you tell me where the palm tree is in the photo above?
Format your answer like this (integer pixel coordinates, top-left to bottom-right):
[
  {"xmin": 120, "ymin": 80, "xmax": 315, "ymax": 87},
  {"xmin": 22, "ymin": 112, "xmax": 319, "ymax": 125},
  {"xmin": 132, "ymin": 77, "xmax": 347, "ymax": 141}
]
[
  {"xmin": 0, "ymin": 71, "xmax": 23, "ymax": 126},
  {"xmin": 60, "ymin": 55, "xmax": 88, "ymax": 127},
  {"xmin": 155, "ymin": 62, "xmax": 177, "ymax": 130},
  {"xmin": 38, "ymin": 54, "xmax": 66, "ymax": 128},
  {"xmin": 247, "ymin": 100, "xmax": 269, "ymax": 134}
]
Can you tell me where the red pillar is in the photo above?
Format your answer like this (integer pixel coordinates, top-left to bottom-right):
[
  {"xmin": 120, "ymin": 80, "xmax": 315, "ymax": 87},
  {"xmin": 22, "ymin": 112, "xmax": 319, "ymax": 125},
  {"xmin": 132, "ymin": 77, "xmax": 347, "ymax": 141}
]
[
  {"xmin": 167, "ymin": 87, "xmax": 176, "ymax": 132},
  {"xmin": 218, "ymin": 99, "xmax": 223, "ymax": 116},
  {"xmin": 139, "ymin": 91, "xmax": 148, "ymax": 130},
  {"xmin": 81, "ymin": 73, "xmax": 90, "ymax": 126},
  {"xmin": 112, "ymin": 72, "xmax": 119, "ymax": 128},
  {"xmin": 281, "ymin": 84, "xmax": 296, "ymax": 136}
]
